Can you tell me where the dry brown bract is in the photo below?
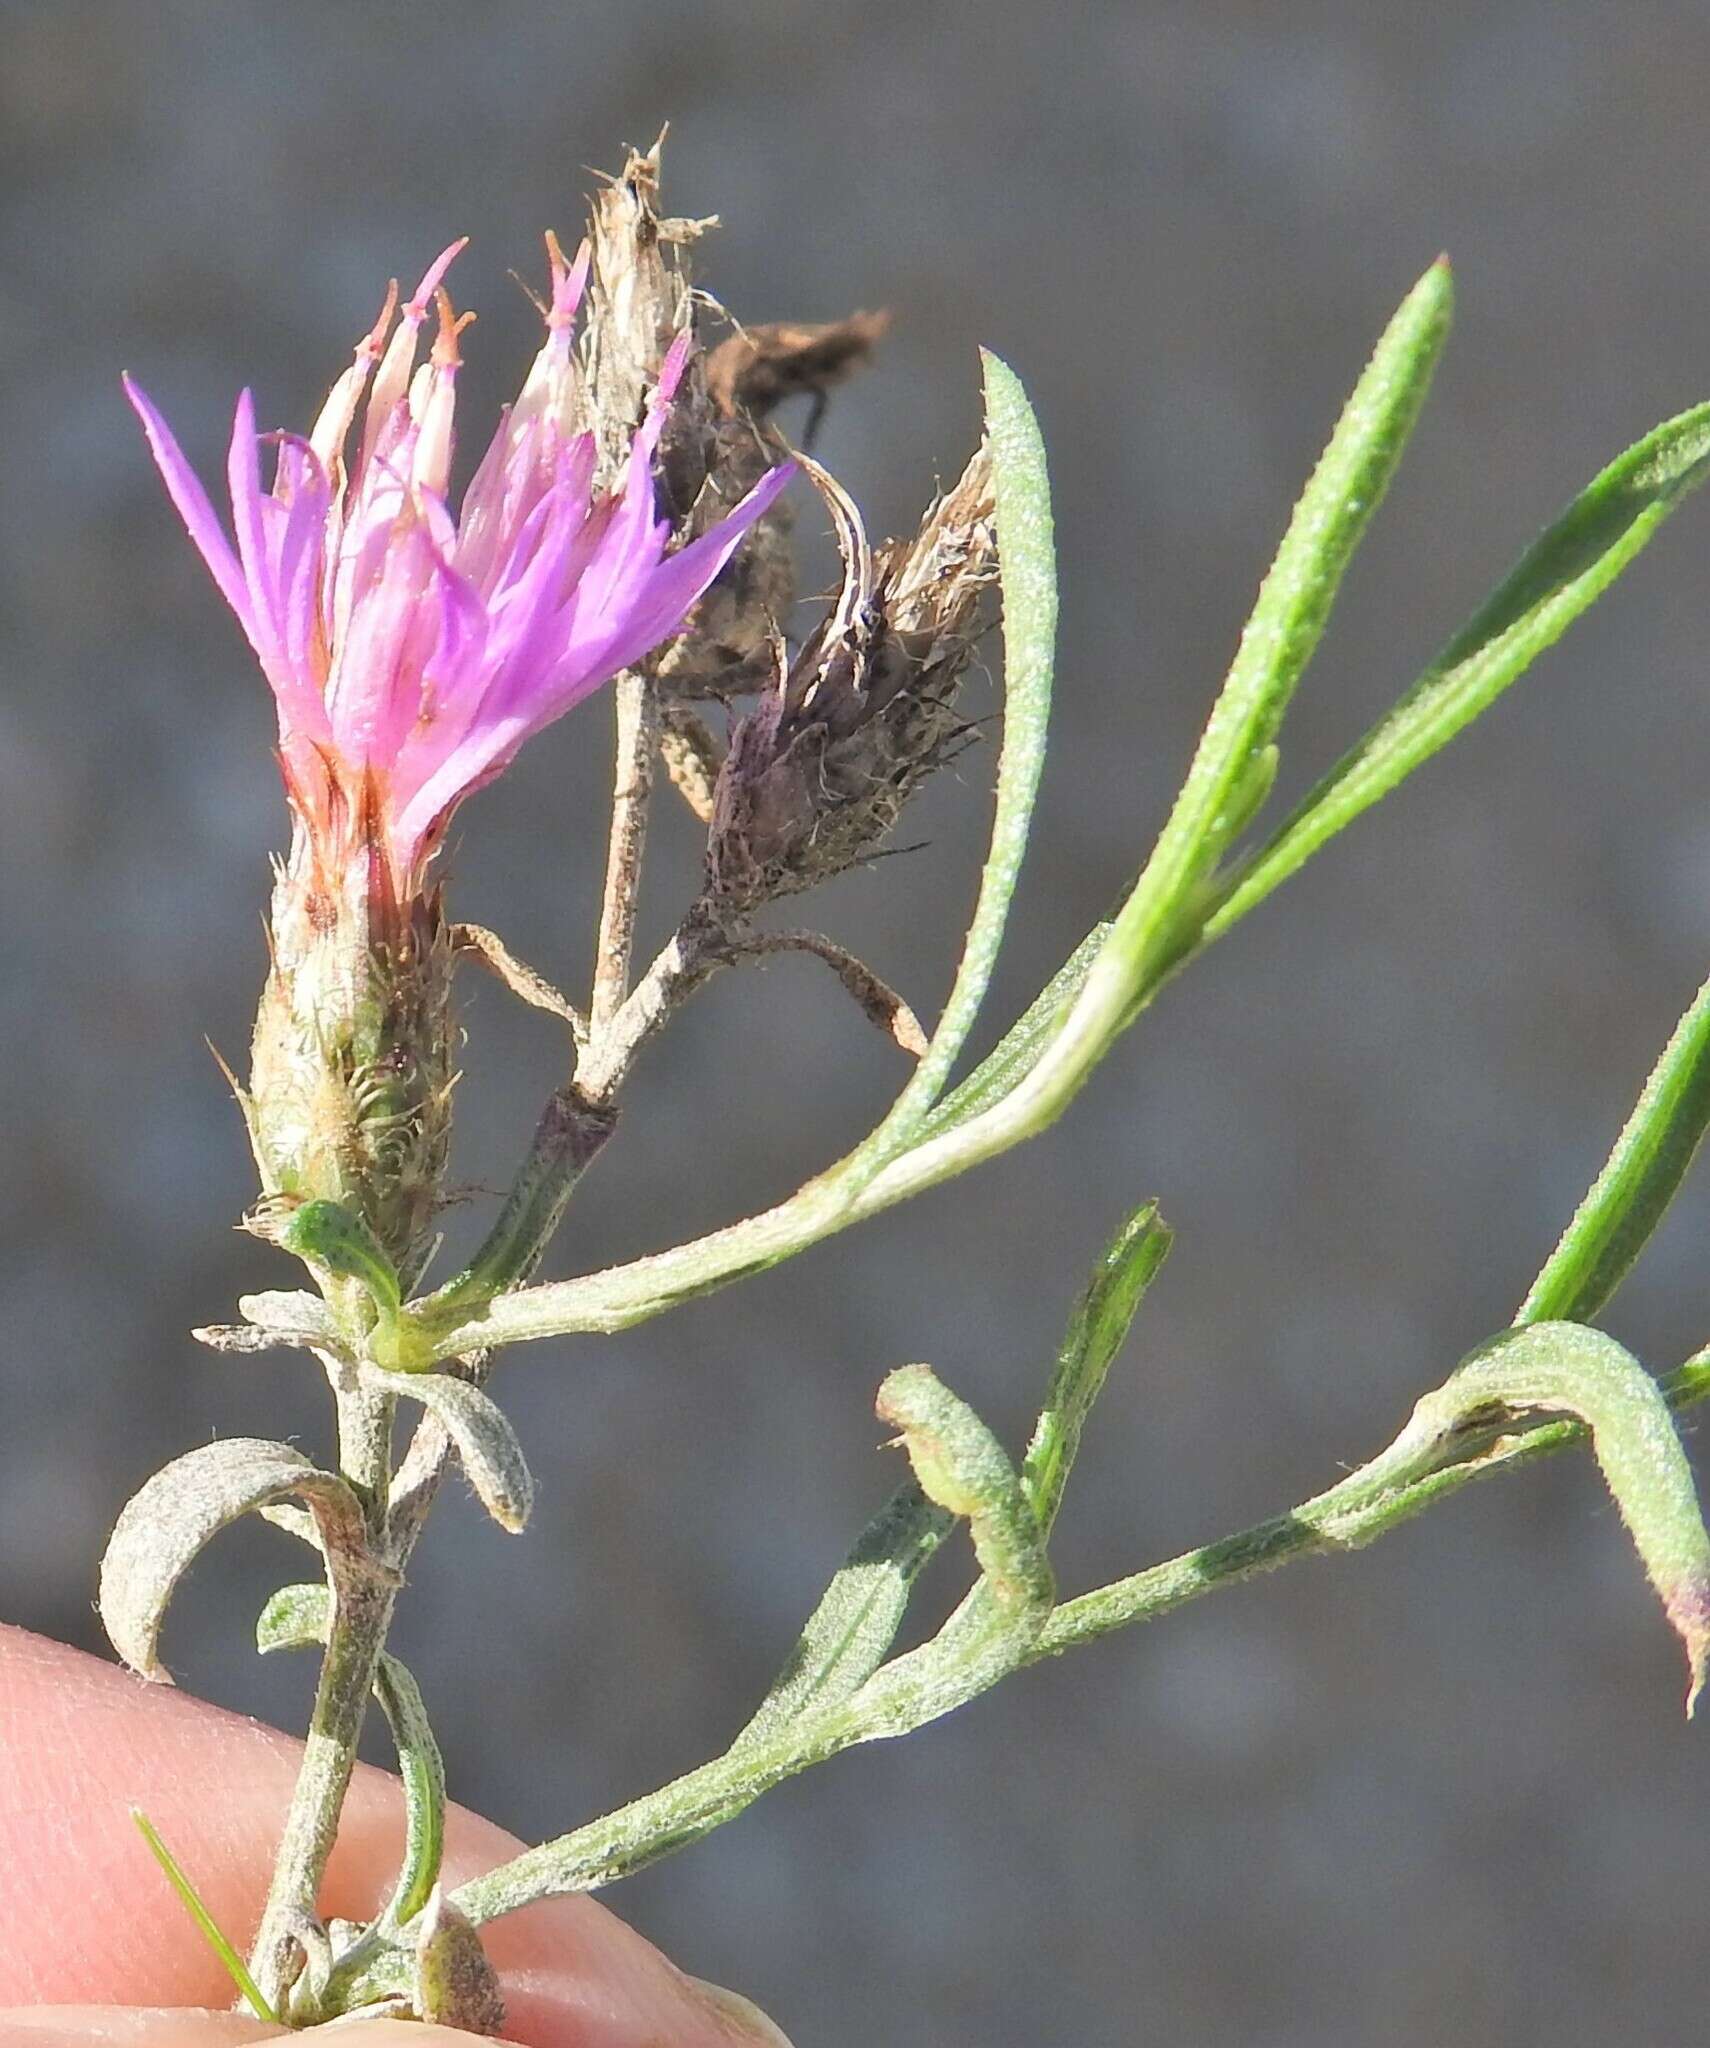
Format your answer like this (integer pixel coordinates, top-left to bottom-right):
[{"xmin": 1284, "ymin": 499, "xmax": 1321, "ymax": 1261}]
[{"xmin": 704, "ymin": 444, "xmax": 997, "ymax": 912}]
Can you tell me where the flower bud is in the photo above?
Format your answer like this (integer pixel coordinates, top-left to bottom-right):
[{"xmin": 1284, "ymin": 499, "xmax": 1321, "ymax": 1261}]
[{"xmin": 246, "ymin": 828, "xmax": 457, "ymax": 1275}]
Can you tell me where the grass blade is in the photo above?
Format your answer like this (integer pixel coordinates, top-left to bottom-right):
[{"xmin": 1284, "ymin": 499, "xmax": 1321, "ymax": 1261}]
[{"xmin": 132, "ymin": 1807, "xmax": 280, "ymax": 2022}]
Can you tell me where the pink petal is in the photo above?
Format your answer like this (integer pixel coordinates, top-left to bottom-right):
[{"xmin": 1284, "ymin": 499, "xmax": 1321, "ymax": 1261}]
[
  {"xmin": 226, "ymin": 390, "xmax": 285, "ymax": 674},
  {"xmin": 122, "ymin": 375, "xmax": 256, "ymax": 633}
]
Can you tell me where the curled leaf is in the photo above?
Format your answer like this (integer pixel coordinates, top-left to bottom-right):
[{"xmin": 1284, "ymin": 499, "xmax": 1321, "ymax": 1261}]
[
  {"xmin": 1361, "ymin": 1323, "xmax": 1710, "ymax": 1714},
  {"xmin": 360, "ymin": 1363, "xmax": 533, "ymax": 1533},
  {"xmin": 876, "ymin": 1364, "xmax": 1053, "ymax": 1625},
  {"xmin": 100, "ymin": 1439, "xmax": 371, "ymax": 1682}
]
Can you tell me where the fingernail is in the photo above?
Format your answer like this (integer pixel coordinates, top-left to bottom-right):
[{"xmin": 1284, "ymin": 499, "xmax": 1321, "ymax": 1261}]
[{"xmin": 684, "ymin": 1973, "xmax": 797, "ymax": 2044}]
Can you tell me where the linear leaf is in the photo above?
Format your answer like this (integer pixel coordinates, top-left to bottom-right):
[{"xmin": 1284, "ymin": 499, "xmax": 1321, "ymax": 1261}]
[
  {"xmin": 1207, "ymin": 400, "xmax": 1710, "ymax": 940},
  {"xmin": 734, "ymin": 1482, "xmax": 953, "ymax": 1750},
  {"xmin": 857, "ymin": 348, "xmax": 1058, "ymax": 1152},
  {"xmin": 1022, "ymin": 1202, "xmax": 1173, "ymax": 1534},
  {"xmin": 1118, "ymin": 257, "xmax": 1453, "ymax": 974},
  {"xmin": 826, "ymin": 263, "xmax": 1455, "ymax": 1208},
  {"xmin": 133, "ymin": 1809, "xmax": 279, "ymax": 2022},
  {"xmin": 1517, "ymin": 966, "xmax": 1710, "ymax": 1325}
]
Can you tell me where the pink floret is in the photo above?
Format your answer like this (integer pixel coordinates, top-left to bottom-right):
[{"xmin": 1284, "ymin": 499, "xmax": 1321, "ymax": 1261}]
[{"xmin": 127, "ymin": 239, "xmax": 792, "ymax": 889}]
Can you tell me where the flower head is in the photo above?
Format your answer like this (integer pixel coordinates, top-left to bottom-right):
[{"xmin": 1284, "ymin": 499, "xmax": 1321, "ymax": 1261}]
[{"xmin": 126, "ymin": 236, "xmax": 792, "ymax": 891}]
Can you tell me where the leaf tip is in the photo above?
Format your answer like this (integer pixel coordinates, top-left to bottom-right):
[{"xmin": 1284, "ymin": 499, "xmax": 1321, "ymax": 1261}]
[{"xmin": 1666, "ymin": 1577, "xmax": 1710, "ymax": 1720}]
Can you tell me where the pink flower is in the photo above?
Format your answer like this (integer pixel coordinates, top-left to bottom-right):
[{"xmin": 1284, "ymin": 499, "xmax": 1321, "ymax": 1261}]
[{"xmin": 126, "ymin": 237, "xmax": 792, "ymax": 890}]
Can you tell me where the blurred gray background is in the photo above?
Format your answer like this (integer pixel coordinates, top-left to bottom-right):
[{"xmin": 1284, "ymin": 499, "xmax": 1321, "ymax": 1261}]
[{"xmin": 6, "ymin": 2, "xmax": 1710, "ymax": 2042}]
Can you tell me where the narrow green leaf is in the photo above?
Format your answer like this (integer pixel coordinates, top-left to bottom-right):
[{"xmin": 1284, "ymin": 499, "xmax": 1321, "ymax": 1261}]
[
  {"xmin": 1207, "ymin": 399, "xmax": 1710, "ymax": 942},
  {"xmin": 856, "ymin": 349, "xmax": 1058, "ymax": 1153},
  {"xmin": 1517, "ymin": 966, "xmax": 1710, "ymax": 1326},
  {"xmin": 259, "ymin": 1583, "xmax": 447, "ymax": 1930},
  {"xmin": 132, "ymin": 1808, "xmax": 280, "ymax": 2022},
  {"xmin": 371, "ymin": 1654, "xmax": 446, "ymax": 1928},
  {"xmin": 1121, "ymin": 256, "xmax": 1452, "ymax": 971},
  {"xmin": 916, "ymin": 395, "xmax": 1710, "ymax": 1173},
  {"xmin": 848, "ymin": 263, "xmax": 1453, "ymax": 1206},
  {"xmin": 733, "ymin": 1482, "xmax": 954, "ymax": 1750},
  {"xmin": 1022, "ymin": 1203, "xmax": 1173, "ymax": 1535}
]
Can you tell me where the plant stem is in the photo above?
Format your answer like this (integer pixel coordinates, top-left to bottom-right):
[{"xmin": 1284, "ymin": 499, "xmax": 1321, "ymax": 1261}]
[
  {"xmin": 414, "ymin": 1353, "xmax": 1710, "ymax": 1932},
  {"xmin": 246, "ymin": 1571, "xmax": 398, "ymax": 2010},
  {"xmin": 589, "ymin": 669, "xmax": 659, "ymax": 1042},
  {"xmin": 246, "ymin": 1375, "xmax": 399, "ymax": 2011}
]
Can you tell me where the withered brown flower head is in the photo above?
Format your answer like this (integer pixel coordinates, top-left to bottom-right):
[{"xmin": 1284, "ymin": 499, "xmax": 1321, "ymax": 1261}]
[{"xmin": 705, "ymin": 445, "xmax": 997, "ymax": 914}]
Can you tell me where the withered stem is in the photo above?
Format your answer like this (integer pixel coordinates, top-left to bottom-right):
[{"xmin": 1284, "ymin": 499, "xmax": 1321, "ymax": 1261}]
[
  {"xmin": 589, "ymin": 670, "xmax": 660, "ymax": 1042},
  {"xmin": 723, "ymin": 928, "xmax": 928, "ymax": 1056}
]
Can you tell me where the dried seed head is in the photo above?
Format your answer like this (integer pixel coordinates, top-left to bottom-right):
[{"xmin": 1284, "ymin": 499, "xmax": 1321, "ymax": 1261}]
[
  {"xmin": 661, "ymin": 313, "xmax": 891, "ymax": 701},
  {"xmin": 579, "ymin": 135, "xmax": 827, "ymax": 701},
  {"xmin": 579, "ymin": 134, "xmax": 705, "ymax": 478},
  {"xmin": 705, "ymin": 443, "xmax": 997, "ymax": 913}
]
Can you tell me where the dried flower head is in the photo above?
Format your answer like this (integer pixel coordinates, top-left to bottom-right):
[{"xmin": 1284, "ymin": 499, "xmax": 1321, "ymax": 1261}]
[
  {"xmin": 705, "ymin": 445, "xmax": 996, "ymax": 913},
  {"xmin": 125, "ymin": 238, "xmax": 793, "ymax": 898}
]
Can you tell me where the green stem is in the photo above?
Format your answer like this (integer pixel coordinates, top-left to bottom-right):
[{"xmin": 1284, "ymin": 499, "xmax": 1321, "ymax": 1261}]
[
  {"xmin": 1034, "ymin": 1349, "xmax": 1710, "ymax": 1658},
  {"xmin": 246, "ymin": 1376, "xmax": 398, "ymax": 2012},
  {"xmin": 247, "ymin": 1566, "xmax": 398, "ymax": 2012},
  {"xmin": 438, "ymin": 1087, "xmax": 620, "ymax": 1310},
  {"xmin": 414, "ymin": 1353, "xmax": 1703, "ymax": 1938}
]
